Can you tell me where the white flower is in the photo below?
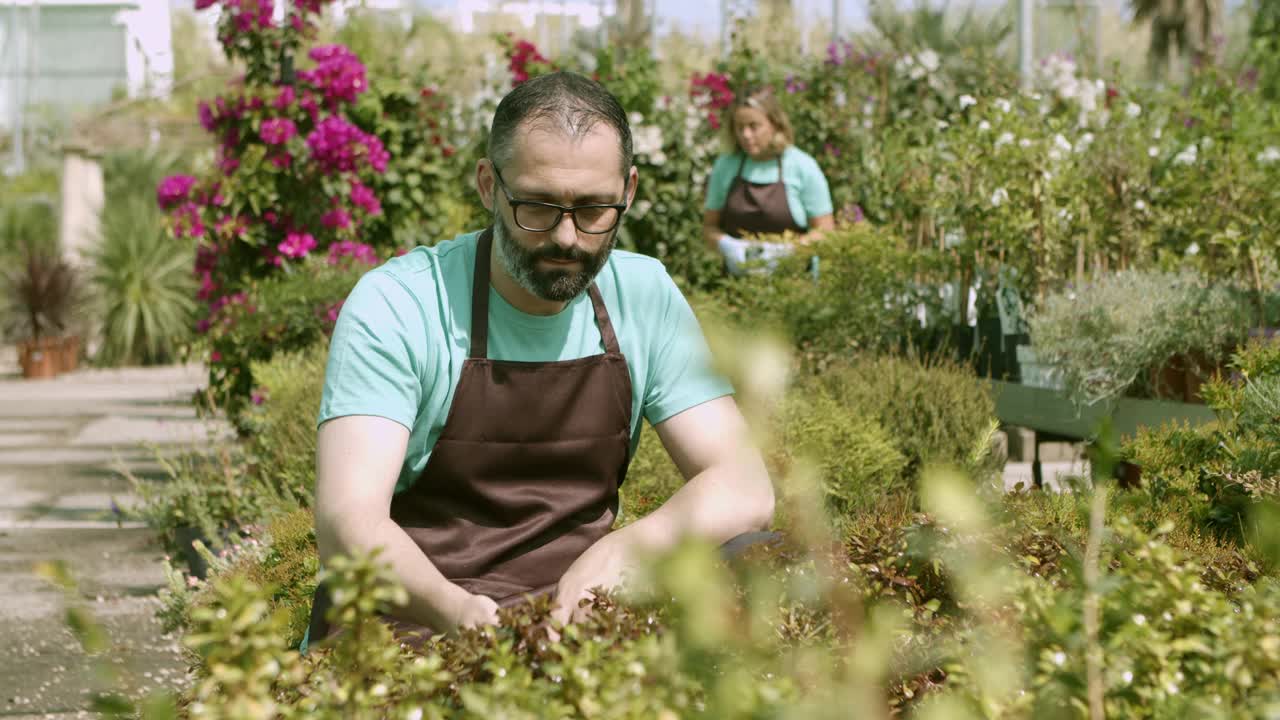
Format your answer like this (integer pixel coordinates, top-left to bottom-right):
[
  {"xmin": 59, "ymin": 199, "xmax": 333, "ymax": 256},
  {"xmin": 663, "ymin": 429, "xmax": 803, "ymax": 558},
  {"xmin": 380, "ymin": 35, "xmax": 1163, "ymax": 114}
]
[
  {"xmin": 1125, "ymin": 102, "xmax": 1142, "ymax": 118},
  {"xmin": 1133, "ymin": 613, "xmax": 1147, "ymax": 625},
  {"xmin": 406, "ymin": 709, "xmax": 424, "ymax": 720},
  {"xmin": 1134, "ymin": 199, "xmax": 1147, "ymax": 211},
  {"xmin": 991, "ymin": 187, "xmax": 1009, "ymax": 207},
  {"xmin": 996, "ymin": 131, "xmax": 1014, "ymax": 148},
  {"xmin": 1173, "ymin": 144, "xmax": 1198, "ymax": 165},
  {"xmin": 632, "ymin": 124, "xmax": 664, "ymax": 158},
  {"xmin": 1052, "ymin": 651, "xmax": 1066, "ymax": 667},
  {"xmin": 1166, "ymin": 682, "xmax": 1179, "ymax": 695},
  {"xmin": 919, "ymin": 49, "xmax": 940, "ymax": 72},
  {"xmin": 1148, "ymin": 146, "xmax": 1159, "ymax": 158},
  {"xmin": 909, "ymin": 65, "xmax": 926, "ymax": 81},
  {"xmin": 1053, "ymin": 134, "xmax": 1072, "ymax": 153},
  {"xmin": 936, "ymin": 120, "xmax": 950, "ymax": 130},
  {"xmin": 1076, "ymin": 132, "xmax": 1094, "ymax": 151},
  {"xmin": 1123, "ymin": 671, "xmax": 1134, "ymax": 684},
  {"xmin": 632, "ymin": 200, "xmax": 653, "ymax": 217},
  {"xmin": 995, "ymin": 98, "xmax": 1012, "ymax": 114},
  {"xmin": 1153, "ymin": 127, "xmax": 1163, "ymax": 140},
  {"xmin": 1257, "ymin": 146, "xmax": 1280, "ymax": 164},
  {"xmin": 1186, "ymin": 242, "xmax": 1200, "ymax": 256},
  {"xmin": 1201, "ymin": 137, "xmax": 1214, "ymax": 150},
  {"xmin": 978, "ymin": 120, "xmax": 991, "ymax": 132},
  {"xmin": 1048, "ymin": 148, "xmax": 1064, "ymax": 162},
  {"xmin": 627, "ymin": 111, "xmax": 644, "ymax": 126},
  {"xmin": 1018, "ymin": 137, "xmax": 1032, "ymax": 148},
  {"xmin": 959, "ymin": 94, "xmax": 977, "ymax": 110}
]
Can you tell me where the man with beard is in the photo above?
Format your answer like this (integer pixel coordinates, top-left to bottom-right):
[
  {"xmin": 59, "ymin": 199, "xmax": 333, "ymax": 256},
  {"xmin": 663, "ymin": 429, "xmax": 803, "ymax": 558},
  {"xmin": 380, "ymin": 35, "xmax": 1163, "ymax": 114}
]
[{"xmin": 306, "ymin": 71, "xmax": 775, "ymax": 647}]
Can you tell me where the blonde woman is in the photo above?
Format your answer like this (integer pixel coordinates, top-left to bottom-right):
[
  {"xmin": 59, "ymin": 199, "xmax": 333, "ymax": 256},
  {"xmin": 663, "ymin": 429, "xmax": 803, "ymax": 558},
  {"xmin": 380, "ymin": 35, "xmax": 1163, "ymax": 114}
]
[{"xmin": 701, "ymin": 88, "xmax": 834, "ymax": 275}]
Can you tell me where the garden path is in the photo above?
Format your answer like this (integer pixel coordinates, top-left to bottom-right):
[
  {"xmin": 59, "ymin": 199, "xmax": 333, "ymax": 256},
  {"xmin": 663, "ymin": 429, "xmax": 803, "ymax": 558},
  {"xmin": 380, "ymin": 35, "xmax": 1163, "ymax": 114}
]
[{"xmin": 0, "ymin": 349, "xmax": 230, "ymax": 719}]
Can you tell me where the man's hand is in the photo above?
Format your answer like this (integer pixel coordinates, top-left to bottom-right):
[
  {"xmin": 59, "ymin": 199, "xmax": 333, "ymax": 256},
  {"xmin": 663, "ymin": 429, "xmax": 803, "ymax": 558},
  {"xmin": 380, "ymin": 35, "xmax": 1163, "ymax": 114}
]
[
  {"xmin": 551, "ymin": 531, "xmax": 638, "ymax": 626},
  {"xmin": 446, "ymin": 591, "xmax": 500, "ymax": 632}
]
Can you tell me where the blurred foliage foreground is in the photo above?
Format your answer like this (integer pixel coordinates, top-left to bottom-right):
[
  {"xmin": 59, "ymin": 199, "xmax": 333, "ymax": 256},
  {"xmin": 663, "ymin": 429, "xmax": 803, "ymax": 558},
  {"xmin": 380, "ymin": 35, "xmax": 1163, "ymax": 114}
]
[{"xmin": 40, "ymin": 320, "xmax": 1280, "ymax": 720}]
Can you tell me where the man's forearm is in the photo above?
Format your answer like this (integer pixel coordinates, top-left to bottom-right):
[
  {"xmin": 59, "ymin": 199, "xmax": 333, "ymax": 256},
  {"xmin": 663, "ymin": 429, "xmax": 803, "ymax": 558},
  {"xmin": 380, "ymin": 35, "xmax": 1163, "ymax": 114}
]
[
  {"xmin": 317, "ymin": 516, "xmax": 471, "ymax": 632},
  {"xmin": 618, "ymin": 455, "xmax": 775, "ymax": 554}
]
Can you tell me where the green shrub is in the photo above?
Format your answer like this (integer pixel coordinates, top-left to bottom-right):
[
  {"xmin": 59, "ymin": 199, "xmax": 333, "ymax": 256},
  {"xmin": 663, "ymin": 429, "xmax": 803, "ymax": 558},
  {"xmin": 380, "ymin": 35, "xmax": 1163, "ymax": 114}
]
[
  {"xmin": 810, "ymin": 354, "xmax": 1000, "ymax": 481},
  {"xmin": 237, "ymin": 341, "xmax": 328, "ymax": 508},
  {"xmin": 774, "ymin": 379, "xmax": 908, "ymax": 523},
  {"xmin": 1126, "ymin": 337, "xmax": 1280, "ymax": 556},
  {"xmin": 127, "ymin": 443, "xmax": 290, "ymax": 557},
  {"xmin": 160, "ymin": 508, "xmax": 318, "ymax": 648},
  {"xmin": 693, "ymin": 224, "xmax": 957, "ymax": 368},
  {"xmin": 1010, "ymin": 517, "xmax": 1280, "ymax": 719},
  {"xmin": 1029, "ymin": 270, "xmax": 1252, "ymax": 406},
  {"xmin": 203, "ymin": 257, "xmax": 369, "ymax": 423}
]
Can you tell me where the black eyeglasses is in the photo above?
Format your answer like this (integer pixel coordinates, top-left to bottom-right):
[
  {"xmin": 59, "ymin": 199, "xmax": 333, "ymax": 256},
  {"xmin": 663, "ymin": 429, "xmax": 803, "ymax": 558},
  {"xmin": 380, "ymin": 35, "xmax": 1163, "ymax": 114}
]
[{"xmin": 491, "ymin": 165, "xmax": 628, "ymax": 234}]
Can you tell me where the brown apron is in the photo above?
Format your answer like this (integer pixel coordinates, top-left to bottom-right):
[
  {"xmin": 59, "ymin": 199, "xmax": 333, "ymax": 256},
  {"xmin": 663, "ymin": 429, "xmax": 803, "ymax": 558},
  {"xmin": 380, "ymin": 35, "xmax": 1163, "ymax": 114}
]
[
  {"xmin": 720, "ymin": 153, "xmax": 806, "ymax": 238},
  {"xmin": 308, "ymin": 227, "xmax": 633, "ymax": 645}
]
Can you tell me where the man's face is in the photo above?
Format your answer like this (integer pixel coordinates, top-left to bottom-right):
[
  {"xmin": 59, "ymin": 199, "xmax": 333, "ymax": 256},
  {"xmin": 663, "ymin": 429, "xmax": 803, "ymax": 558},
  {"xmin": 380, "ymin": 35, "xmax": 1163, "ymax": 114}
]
[{"xmin": 489, "ymin": 123, "xmax": 635, "ymax": 303}]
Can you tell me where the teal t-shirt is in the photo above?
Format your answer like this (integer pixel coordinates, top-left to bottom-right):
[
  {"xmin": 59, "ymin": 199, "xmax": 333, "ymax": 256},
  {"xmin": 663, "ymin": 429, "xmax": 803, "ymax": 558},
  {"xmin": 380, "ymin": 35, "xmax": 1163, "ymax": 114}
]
[
  {"xmin": 703, "ymin": 145, "xmax": 834, "ymax": 230},
  {"xmin": 318, "ymin": 230, "xmax": 734, "ymax": 493}
]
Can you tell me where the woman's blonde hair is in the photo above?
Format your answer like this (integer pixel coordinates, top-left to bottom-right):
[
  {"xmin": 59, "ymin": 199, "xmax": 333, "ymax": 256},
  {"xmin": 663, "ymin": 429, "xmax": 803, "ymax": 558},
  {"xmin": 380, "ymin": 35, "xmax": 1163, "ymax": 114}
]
[{"xmin": 722, "ymin": 88, "xmax": 794, "ymax": 157}]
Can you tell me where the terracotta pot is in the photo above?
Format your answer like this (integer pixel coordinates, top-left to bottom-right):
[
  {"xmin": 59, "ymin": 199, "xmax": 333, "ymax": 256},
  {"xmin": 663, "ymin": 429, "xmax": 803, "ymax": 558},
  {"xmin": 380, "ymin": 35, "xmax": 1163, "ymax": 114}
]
[
  {"xmin": 57, "ymin": 335, "xmax": 81, "ymax": 374},
  {"xmin": 18, "ymin": 337, "xmax": 60, "ymax": 380},
  {"xmin": 1182, "ymin": 350, "xmax": 1223, "ymax": 404},
  {"xmin": 1150, "ymin": 355, "xmax": 1188, "ymax": 401}
]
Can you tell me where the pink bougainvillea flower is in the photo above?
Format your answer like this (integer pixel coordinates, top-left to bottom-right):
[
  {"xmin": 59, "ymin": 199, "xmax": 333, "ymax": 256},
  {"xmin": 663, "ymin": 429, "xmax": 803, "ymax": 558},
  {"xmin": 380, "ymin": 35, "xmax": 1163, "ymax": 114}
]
[
  {"xmin": 306, "ymin": 116, "xmax": 389, "ymax": 174},
  {"xmin": 259, "ymin": 117, "xmax": 297, "ymax": 145},
  {"xmin": 278, "ymin": 231, "xmax": 317, "ymax": 259},
  {"xmin": 321, "ymin": 207, "xmax": 352, "ymax": 230},
  {"xmin": 327, "ymin": 240, "xmax": 378, "ymax": 266},
  {"xmin": 273, "ymin": 86, "xmax": 296, "ymax": 110},
  {"xmin": 349, "ymin": 180, "xmax": 382, "ymax": 216},
  {"xmin": 157, "ymin": 174, "xmax": 197, "ymax": 209},
  {"xmin": 298, "ymin": 44, "xmax": 367, "ymax": 106}
]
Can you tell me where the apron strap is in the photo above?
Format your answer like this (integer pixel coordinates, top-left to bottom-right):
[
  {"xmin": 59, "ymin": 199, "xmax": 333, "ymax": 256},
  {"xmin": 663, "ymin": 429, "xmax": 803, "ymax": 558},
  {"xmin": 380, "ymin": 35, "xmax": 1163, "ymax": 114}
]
[
  {"xmin": 470, "ymin": 226, "xmax": 621, "ymax": 358},
  {"xmin": 587, "ymin": 285, "xmax": 621, "ymax": 355},
  {"xmin": 470, "ymin": 227, "xmax": 495, "ymax": 359}
]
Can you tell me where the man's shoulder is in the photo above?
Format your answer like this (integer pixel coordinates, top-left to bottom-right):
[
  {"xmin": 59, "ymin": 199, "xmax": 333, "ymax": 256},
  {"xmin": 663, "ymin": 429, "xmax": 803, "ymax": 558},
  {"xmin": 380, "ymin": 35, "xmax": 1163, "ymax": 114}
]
[
  {"xmin": 600, "ymin": 250, "xmax": 685, "ymax": 322},
  {"xmin": 605, "ymin": 248, "xmax": 672, "ymax": 290},
  {"xmin": 346, "ymin": 231, "xmax": 478, "ymax": 314},
  {"xmin": 378, "ymin": 231, "xmax": 478, "ymax": 281}
]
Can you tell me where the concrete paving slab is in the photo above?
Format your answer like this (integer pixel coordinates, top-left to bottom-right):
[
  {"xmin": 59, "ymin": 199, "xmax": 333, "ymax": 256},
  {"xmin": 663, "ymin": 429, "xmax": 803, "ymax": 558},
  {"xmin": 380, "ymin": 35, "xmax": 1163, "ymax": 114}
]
[
  {"xmin": 1003, "ymin": 460, "xmax": 1091, "ymax": 492},
  {"xmin": 0, "ymin": 433, "xmax": 61, "ymax": 448},
  {"xmin": 0, "ymin": 419, "xmax": 77, "ymax": 433},
  {"xmin": 71, "ymin": 417, "xmax": 231, "ymax": 448},
  {"xmin": 0, "ymin": 362, "xmax": 225, "ymax": 712}
]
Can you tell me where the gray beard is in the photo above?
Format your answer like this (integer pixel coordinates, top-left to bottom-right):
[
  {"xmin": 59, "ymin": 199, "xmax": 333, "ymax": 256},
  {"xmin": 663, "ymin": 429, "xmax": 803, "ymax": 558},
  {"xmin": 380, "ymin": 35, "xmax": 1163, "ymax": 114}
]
[{"xmin": 492, "ymin": 211, "xmax": 617, "ymax": 303}]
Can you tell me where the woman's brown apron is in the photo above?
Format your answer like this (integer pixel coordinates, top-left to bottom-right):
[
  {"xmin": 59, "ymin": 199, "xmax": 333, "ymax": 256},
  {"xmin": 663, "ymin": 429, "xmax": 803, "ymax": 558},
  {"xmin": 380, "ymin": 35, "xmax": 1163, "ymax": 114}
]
[
  {"xmin": 307, "ymin": 227, "xmax": 633, "ymax": 644},
  {"xmin": 720, "ymin": 153, "xmax": 806, "ymax": 238}
]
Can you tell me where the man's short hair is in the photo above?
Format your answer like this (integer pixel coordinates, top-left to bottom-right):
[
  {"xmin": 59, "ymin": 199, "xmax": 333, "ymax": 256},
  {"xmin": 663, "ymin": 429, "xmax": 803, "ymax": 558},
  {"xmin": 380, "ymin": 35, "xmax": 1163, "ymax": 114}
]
[{"xmin": 487, "ymin": 71, "xmax": 634, "ymax": 178}]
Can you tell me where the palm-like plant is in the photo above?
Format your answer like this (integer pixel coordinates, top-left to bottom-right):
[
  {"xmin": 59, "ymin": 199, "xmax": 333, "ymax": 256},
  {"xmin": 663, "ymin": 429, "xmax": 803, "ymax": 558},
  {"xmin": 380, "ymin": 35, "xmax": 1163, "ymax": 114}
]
[
  {"xmin": 1129, "ymin": 0, "xmax": 1223, "ymax": 80},
  {"xmin": 88, "ymin": 193, "xmax": 196, "ymax": 366},
  {"xmin": 867, "ymin": 0, "xmax": 1014, "ymax": 63}
]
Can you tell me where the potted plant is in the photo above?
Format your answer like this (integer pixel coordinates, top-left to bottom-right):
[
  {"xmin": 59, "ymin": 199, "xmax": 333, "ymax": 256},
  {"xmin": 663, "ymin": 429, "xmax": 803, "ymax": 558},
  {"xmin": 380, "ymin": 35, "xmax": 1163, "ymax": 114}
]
[
  {"xmin": 2, "ymin": 243, "xmax": 81, "ymax": 380},
  {"xmin": 1026, "ymin": 270, "xmax": 1250, "ymax": 407},
  {"xmin": 127, "ymin": 443, "xmax": 281, "ymax": 579}
]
